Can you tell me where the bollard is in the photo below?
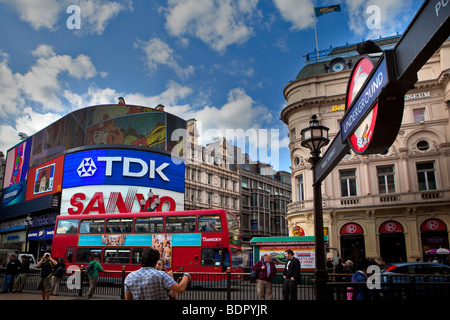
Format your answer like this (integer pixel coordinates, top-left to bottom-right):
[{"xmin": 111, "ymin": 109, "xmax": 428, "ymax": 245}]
[
  {"xmin": 226, "ymin": 267, "xmax": 231, "ymax": 300},
  {"xmin": 79, "ymin": 265, "xmax": 84, "ymax": 297},
  {"xmin": 121, "ymin": 266, "xmax": 126, "ymax": 300}
]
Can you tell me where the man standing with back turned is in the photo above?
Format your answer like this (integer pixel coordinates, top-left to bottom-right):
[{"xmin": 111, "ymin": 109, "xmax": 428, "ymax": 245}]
[
  {"xmin": 124, "ymin": 248, "xmax": 190, "ymax": 300},
  {"xmin": 282, "ymin": 249, "xmax": 301, "ymax": 300}
]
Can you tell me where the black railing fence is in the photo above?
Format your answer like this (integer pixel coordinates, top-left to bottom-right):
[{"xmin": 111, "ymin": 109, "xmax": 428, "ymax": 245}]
[{"xmin": 1, "ymin": 269, "xmax": 449, "ymax": 300}]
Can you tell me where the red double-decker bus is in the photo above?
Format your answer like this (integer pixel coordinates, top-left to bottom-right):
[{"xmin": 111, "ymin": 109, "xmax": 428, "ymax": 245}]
[{"xmin": 52, "ymin": 209, "xmax": 243, "ymax": 273}]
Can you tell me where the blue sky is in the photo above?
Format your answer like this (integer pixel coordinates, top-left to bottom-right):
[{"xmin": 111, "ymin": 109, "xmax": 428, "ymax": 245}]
[{"xmin": 0, "ymin": 0, "xmax": 423, "ymax": 172}]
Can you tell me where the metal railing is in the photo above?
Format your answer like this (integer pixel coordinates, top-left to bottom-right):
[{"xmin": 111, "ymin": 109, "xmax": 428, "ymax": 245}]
[
  {"xmin": 173, "ymin": 272, "xmax": 315, "ymax": 300},
  {"xmin": 326, "ymin": 272, "xmax": 450, "ymax": 300},
  {"xmin": 2, "ymin": 270, "xmax": 449, "ymax": 300}
]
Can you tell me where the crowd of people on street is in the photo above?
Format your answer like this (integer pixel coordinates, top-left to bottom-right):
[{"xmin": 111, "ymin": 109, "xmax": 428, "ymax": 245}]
[
  {"xmin": 3, "ymin": 248, "xmax": 448, "ymax": 301},
  {"xmin": 2, "ymin": 253, "xmax": 67, "ymax": 300},
  {"xmin": 327, "ymin": 256, "xmax": 386, "ymax": 274}
]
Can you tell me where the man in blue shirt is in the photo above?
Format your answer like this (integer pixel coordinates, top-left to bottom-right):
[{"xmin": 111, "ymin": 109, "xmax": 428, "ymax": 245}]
[{"xmin": 124, "ymin": 248, "xmax": 190, "ymax": 300}]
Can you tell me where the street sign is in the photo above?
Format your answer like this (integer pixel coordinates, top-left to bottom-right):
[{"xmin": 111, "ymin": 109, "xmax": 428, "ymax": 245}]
[
  {"xmin": 394, "ymin": 0, "xmax": 450, "ymax": 90},
  {"xmin": 340, "ymin": 50, "xmax": 401, "ymax": 154},
  {"xmin": 314, "ymin": 132, "xmax": 349, "ymax": 185},
  {"xmin": 341, "ymin": 54, "xmax": 387, "ymax": 141}
]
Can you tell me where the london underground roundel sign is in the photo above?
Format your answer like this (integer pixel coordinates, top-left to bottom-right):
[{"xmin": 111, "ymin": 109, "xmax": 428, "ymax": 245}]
[{"xmin": 346, "ymin": 56, "xmax": 378, "ymax": 154}]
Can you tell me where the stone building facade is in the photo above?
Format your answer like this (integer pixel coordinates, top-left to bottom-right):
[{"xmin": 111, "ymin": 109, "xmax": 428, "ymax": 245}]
[
  {"xmin": 185, "ymin": 119, "xmax": 291, "ymax": 251},
  {"xmin": 281, "ymin": 36, "xmax": 450, "ymax": 263}
]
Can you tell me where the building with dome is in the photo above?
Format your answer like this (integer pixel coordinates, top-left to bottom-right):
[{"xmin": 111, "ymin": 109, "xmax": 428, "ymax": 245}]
[{"xmin": 281, "ymin": 36, "xmax": 450, "ymax": 263}]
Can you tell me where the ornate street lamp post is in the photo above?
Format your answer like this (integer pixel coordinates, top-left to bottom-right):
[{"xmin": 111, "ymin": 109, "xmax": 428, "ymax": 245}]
[
  {"xmin": 300, "ymin": 114, "xmax": 330, "ymax": 300},
  {"xmin": 139, "ymin": 189, "xmax": 160, "ymax": 212}
]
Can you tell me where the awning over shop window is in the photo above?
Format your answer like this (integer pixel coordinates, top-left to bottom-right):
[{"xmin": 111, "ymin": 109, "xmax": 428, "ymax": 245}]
[{"xmin": 379, "ymin": 221, "xmax": 404, "ymax": 233}]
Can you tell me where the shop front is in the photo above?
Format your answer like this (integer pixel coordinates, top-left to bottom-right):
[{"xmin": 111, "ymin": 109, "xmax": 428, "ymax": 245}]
[
  {"xmin": 421, "ymin": 218, "xmax": 449, "ymax": 263},
  {"xmin": 340, "ymin": 223, "xmax": 365, "ymax": 263},
  {"xmin": 27, "ymin": 226, "xmax": 54, "ymax": 259},
  {"xmin": 0, "ymin": 229, "xmax": 26, "ymax": 251},
  {"xmin": 379, "ymin": 221, "xmax": 406, "ymax": 263}
]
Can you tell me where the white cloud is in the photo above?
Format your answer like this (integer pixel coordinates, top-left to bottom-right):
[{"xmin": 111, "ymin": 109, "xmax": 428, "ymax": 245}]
[
  {"xmin": 0, "ymin": 107, "xmax": 62, "ymax": 153},
  {"xmin": 273, "ymin": 0, "xmax": 315, "ymax": 31},
  {"xmin": 345, "ymin": 0, "xmax": 414, "ymax": 38},
  {"xmin": 31, "ymin": 44, "xmax": 56, "ymax": 58},
  {"xmin": 0, "ymin": 0, "xmax": 62, "ymax": 30},
  {"xmin": 0, "ymin": 52, "xmax": 25, "ymax": 119},
  {"xmin": 162, "ymin": 0, "xmax": 260, "ymax": 52},
  {"xmin": 15, "ymin": 47, "xmax": 98, "ymax": 112},
  {"xmin": 63, "ymin": 83, "xmax": 272, "ymax": 140},
  {"xmin": 63, "ymin": 87, "xmax": 120, "ymax": 110},
  {"xmin": 194, "ymin": 87, "xmax": 272, "ymax": 134},
  {"xmin": 134, "ymin": 37, "xmax": 194, "ymax": 79},
  {"xmin": 76, "ymin": 0, "xmax": 133, "ymax": 35},
  {"xmin": 0, "ymin": 0, "xmax": 132, "ymax": 34},
  {"xmin": 63, "ymin": 81, "xmax": 195, "ymax": 118},
  {"xmin": 0, "ymin": 45, "xmax": 101, "ymax": 152},
  {"xmin": 0, "ymin": 45, "xmax": 98, "ymax": 122}
]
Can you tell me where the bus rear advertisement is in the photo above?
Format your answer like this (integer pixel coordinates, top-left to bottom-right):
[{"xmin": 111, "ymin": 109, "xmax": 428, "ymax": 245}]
[{"xmin": 52, "ymin": 209, "xmax": 243, "ymax": 273}]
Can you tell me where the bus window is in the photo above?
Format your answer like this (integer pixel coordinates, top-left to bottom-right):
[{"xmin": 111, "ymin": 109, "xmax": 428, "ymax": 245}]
[
  {"xmin": 166, "ymin": 216, "xmax": 196, "ymax": 233},
  {"xmin": 56, "ymin": 219, "xmax": 79, "ymax": 234},
  {"xmin": 226, "ymin": 212, "xmax": 241, "ymax": 245},
  {"xmin": 106, "ymin": 218, "xmax": 133, "ymax": 233},
  {"xmin": 201, "ymin": 248, "xmax": 222, "ymax": 266},
  {"xmin": 198, "ymin": 215, "xmax": 222, "ymax": 232},
  {"xmin": 134, "ymin": 217, "xmax": 163, "ymax": 233},
  {"xmin": 132, "ymin": 248, "xmax": 144, "ymax": 265},
  {"xmin": 222, "ymin": 248, "xmax": 230, "ymax": 268},
  {"xmin": 104, "ymin": 248, "xmax": 131, "ymax": 264},
  {"xmin": 80, "ymin": 219, "xmax": 105, "ymax": 234},
  {"xmin": 67, "ymin": 249, "xmax": 73, "ymax": 263},
  {"xmin": 76, "ymin": 248, "xmax": 101, "ymax": 263}
]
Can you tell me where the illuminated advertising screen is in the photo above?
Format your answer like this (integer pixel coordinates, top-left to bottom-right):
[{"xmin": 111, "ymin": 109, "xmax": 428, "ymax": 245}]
[
  {"xmin": 28, "ymin": 105, "xmax": 186, "ymax": 167},
  {"xmin": 61, "ymin": 148, "xmax": 185, "ymax": 215},
  {"xmin": 1, "ymin": 140, "xmax": 32, "ymax": 208},
  {"xmin": 62, "ymin": 149, "xmax": 184, "ymax": 193},
  {"xmin": 3, "ymin": 140, "xmax": 32, "ymax": 189},
  {"xmin": 26, "ymin": 155, "xmax": 64, "ymax": 201},
  {"xmin": 60, "ymin": 185, "xmax": 184, "ymax": 215}
]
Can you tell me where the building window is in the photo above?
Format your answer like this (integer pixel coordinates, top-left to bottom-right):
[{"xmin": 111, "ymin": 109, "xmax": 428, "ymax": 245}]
[
  {"xmin": 416, "ymin": 162, "xmax": 437, "ymax": 191},
  {"xmin": 340, "ymin": 169, "xmax": 357, "ymax": 197},
  {"xmin": 417, "ymin": 140, "xmax": 430, "ymax": 151},
  {"xmin": 242, "ymin": 177, "xmax": 248, "ymax": 188},
  {"xmin": 297, "ymin": 174, "xmax": 305, "ymax": 202},
  {"xmin": 377, "ymin": 165, "xmax": 396, "ymax": 194},
  {"xmin": 290, "ymin": 128, "xmax": 296, "ymax": 143},
  {"xmin": 413, "ymin": 108, "xmax": 425, "ymax": 123},
  {"xmin": 208, "ymin": 193, "xmax": 212, "ymax": 205}
]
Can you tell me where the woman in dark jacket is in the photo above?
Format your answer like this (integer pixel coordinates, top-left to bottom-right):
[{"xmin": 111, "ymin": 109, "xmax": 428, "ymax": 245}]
[{"xmin": 252, "ymin": 253, "xmax": 277, "ymax": 300}]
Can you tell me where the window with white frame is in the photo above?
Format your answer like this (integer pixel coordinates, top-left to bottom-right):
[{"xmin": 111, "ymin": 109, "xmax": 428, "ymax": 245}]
[
  {"xmin": 413, "ymin": 108, "xmax": 425, "ymax": 123},
  {"xmin": 416, "ymin": 162, "xmax": 437, "ymax": 191},
  {"xmin": 297, "ymin": 174, "xmax": 305, "ymax": 202},
  {"xmin": 377, "ymin": 165, "xmax": 396, "ymax": 194},
  {"xmin": 340, "ymin": 169, "xmax": 357, "ymax": 197}
]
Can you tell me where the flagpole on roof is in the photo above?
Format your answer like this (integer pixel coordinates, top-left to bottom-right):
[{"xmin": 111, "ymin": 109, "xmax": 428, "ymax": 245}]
[
  {"xmin": 313, "ymin": 4, "xmax": 341, "ymax": 60},
  {"xmin": 314, "ymin": 15, "xmax": 319, "ymax": 59}
]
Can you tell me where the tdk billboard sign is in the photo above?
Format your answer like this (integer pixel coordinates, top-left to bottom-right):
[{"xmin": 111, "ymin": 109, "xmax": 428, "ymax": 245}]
[{"xmin": 63, "ymin": 149, "xmax": 185, "ymax": 193}]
